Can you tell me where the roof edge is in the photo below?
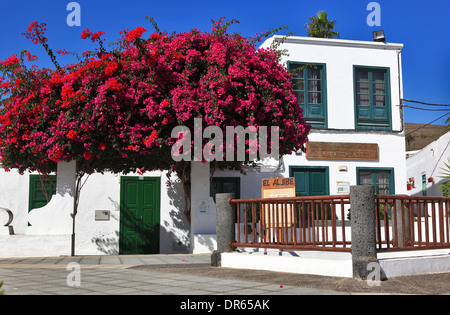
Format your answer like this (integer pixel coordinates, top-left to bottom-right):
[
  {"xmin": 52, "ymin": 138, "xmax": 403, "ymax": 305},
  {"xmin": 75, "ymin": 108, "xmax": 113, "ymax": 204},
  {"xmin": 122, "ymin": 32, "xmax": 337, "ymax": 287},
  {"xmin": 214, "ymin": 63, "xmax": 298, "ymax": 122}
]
[{"xmin": 271, "ymin": 35, "xmax": 404, "ymax": 51}]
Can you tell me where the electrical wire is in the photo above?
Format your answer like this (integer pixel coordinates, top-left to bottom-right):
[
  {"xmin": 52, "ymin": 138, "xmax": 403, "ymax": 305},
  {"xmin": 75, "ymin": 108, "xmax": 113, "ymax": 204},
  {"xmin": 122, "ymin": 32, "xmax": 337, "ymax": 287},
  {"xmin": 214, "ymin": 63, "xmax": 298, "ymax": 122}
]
[
  {"xmin": 402, "ymin": 98, "xmax": 450, "ymax": 107},
  {"xmin": 402, "ymin": 98, "xmax": 450, "ymax": 135},
  {"xmin": 405, "ymin": 111, "xmax": 450, "ymax": 136},
  {"xmin": 403, "ymin": 105, "xmax": 450, "ymax": 111}
]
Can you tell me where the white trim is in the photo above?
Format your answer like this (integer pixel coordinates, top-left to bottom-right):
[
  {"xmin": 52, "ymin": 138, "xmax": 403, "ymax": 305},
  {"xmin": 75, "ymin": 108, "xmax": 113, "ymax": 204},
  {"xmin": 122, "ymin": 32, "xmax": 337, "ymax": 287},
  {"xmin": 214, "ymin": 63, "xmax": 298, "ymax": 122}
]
[{"xmin": 271, "ymin": 35, "xmax": 404, "ymax": 51}]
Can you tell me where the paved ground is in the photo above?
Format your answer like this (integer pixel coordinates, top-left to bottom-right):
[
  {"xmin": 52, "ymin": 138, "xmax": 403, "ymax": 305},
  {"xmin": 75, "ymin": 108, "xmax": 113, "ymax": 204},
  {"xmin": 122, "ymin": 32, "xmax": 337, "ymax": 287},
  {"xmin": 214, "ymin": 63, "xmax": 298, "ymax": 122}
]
[{"xmin": 0, "ymin": 253, "xmax": 449, "ymax": 295}]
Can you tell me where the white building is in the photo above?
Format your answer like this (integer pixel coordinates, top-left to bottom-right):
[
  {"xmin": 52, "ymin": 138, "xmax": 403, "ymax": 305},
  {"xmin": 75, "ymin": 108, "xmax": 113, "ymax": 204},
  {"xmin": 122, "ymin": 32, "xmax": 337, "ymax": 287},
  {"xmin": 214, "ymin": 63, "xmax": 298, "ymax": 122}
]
[
  {"xmin": 257, "ymin": 35, "xmax": 406, "ymax": 198},
  {"xmin": 0, "ymin": 35, "xmax": 407, "ymax": 257},
  {"xmin": 406, "ymin": 131, "xmax": 450, "ymax": 197}
]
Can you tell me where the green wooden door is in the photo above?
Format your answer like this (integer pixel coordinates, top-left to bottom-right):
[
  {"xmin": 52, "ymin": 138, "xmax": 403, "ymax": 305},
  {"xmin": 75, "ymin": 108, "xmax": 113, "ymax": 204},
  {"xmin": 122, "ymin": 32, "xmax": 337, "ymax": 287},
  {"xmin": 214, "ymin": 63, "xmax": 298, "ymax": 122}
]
[{"xmin": 120, "ymin": 177, "xmax": 161, "ymax": 255}]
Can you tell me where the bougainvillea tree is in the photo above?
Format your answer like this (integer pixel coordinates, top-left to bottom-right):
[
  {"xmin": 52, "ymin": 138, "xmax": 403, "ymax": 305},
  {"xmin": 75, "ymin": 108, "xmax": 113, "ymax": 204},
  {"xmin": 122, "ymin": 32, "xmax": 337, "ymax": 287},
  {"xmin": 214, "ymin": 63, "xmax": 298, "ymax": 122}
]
[{"xmin": 0, "ymin": 17, "xmax": 310, "ymax": 223}]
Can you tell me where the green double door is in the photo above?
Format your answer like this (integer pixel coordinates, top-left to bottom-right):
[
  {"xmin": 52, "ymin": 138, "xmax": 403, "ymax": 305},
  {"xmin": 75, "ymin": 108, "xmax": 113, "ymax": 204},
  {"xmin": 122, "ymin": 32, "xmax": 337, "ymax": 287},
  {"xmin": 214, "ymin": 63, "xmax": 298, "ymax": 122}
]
[{"xmin": 119, "ymin": 177, "xmax": 161, "ymax": 255}]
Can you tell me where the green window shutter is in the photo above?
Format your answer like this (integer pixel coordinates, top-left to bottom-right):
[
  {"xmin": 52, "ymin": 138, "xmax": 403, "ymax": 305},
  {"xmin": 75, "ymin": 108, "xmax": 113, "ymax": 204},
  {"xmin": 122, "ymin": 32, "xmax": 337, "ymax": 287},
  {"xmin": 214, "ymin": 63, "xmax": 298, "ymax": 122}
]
[
  {"xmin": 289, "ymin": 62, "xmax": 327, "ymax": 128},
  {"xmin": 354, "ymin": 66, "xmax": 391, "ymax": 130},
  {"xmin": 290, "ymin": 167, "xmax": 329, "ymax": 197}
]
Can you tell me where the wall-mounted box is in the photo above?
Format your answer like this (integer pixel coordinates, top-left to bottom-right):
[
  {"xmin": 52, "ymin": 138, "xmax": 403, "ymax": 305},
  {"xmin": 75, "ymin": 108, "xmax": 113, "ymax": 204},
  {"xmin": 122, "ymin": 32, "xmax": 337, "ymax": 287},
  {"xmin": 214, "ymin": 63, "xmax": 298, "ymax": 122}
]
[
  {"xmin": 338, "ymin": 165, "xmax": 348, "ymax": 172},
  {"xmin": 95, "ymin": 210, "xmax": 110, "ymax": 221}
]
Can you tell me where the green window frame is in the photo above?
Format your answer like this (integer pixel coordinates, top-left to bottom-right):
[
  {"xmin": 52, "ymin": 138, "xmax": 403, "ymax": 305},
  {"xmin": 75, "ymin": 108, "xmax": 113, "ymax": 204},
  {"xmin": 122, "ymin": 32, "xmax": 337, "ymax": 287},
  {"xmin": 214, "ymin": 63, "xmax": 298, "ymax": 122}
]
[
  {"xmin": 28, "ymin": 175, "xmax": 57, "ymax": 212},
  {"xmin": 288, "ymin": 62, "xmax": 327, "ymax": 128},
  {"xmin": 356, "ymin": 167, "xmax": 395, "ymax": 195},
  {"xmin": 354, "ymin": 66, "xmax": 391, "ymax": 130}
]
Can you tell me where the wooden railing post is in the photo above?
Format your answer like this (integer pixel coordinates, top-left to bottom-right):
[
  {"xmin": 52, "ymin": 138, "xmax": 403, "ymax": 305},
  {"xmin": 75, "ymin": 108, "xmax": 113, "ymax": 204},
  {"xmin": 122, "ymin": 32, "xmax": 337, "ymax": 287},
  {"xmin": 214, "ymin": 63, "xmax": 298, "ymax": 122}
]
[{"xmin": 395, "ymin": 199, "xmax": 411, "ymax": 248}]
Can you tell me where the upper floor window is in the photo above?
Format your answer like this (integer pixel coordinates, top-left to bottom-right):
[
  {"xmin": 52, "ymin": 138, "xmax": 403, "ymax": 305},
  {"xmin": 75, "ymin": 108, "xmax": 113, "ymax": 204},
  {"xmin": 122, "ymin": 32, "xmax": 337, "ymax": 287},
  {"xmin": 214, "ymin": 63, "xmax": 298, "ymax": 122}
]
[
  {"xmin": 354, "ymin": 66, "xmax": 391, "ymax": 130},
  {"xmin": 289, "ymin": 62, "xmax": 327, "ymax": 128}
]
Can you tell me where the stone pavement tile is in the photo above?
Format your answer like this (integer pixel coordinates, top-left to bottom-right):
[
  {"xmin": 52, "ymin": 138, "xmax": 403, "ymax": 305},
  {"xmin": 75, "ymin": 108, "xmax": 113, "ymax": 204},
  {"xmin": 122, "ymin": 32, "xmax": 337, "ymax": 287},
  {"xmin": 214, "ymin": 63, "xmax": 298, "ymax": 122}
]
[
  {"xmin": 4, "ymin": 289, "xmax": 40, "ymax": 295},
  {"xmin": 144, "ymin": 278, "xmax": 181, "ymax": 286},
  {"xmin": 1, "ymin": 280, "xmax": 33, "ymax": 287},
  {"xmin": 100, "ymin": 256, "xmax": 122, "ymax": 264},
  {"xmin": 101, "ymin": 287, "xmax": 143, "ymax": 295},
  {"xmin": 110, "ymin": 281, "xmax": 152, "ymax": 289},
  {"xmin": 272, "ymin": 287, "xmax": 331, "ymax": 295},
  {"xmin": 79, "ymin": 271, "xmax": 109, "ymax": 278},
  {"xmin": 55, "ymin": 257, "xmax": 83, "ymax": 265},
  {"xmin": 147, "ymin": 272, "xmax": 186, "ymax": 279},
  {"xmin": 38, "ymin": 285, "xmax": 93, "ymax": 295},
  {"xmin": 219, "ymin": 280, "xmax": 267, "ymax": 288},
  {"xmin": 180, "ymin": 282, "xmax": 248, "ymax": 294},
  {"xmin": 176, "ymin": 289, "xmax": 215, "ymax": 295},
  {"xmin": 151, "ymin": 285, "xmax": 194, "ymax": 295},
  {"xmin": 233, "ymin": 288, "xmax": 272, "ymax": 295},
  {"xmin": 166, "ymin": 280, "xmax": 195, "ymax": 287},
  {"xmin": 212, "ymin": 279, "xmax": 248, "ymax": 286},
  {"xmin": 130, "ymin": 291, "xmax": 164, "ymax": 295},
  {"xmin": 258, "ymin": 284, "xmax": 295, "ymax": 291},
  {"xmin": 13, "ymin": 258, "xmax": 47, "ymax": 264},
  {"xmin": 79, "ymin": 256, "xmax": 101, "ymax": 265},
  {"xmin": 133, "ymin": 283, "xmax": 162, "ymax": 291},
  {"xmin": 194, "ymin": 278, "xmax": 229, "ymax": 285},
  {"xmin": 96, "ymin": 279, "xmax": 132, "ymax": 286},
  {"xmin": 79, "ymin": 291, "xmax": 111, "ymax": 295},
  {"xmin": 0, "ymin": 258, "xmax": 27, "ymax": 264},
  {"xmin": 77, "ymin": 282, "xmax": 110, "ymax": 290},
  {"xmin": 203, "ymin": 285, "xmax": 247, "ymax": 294},
  {"xmin": 34, "ymin": 258, "xmax": 65, "ymax": 265},
  {"xmin": 118, "ymin": 257, "xmax": 146, "ymax": 265}
]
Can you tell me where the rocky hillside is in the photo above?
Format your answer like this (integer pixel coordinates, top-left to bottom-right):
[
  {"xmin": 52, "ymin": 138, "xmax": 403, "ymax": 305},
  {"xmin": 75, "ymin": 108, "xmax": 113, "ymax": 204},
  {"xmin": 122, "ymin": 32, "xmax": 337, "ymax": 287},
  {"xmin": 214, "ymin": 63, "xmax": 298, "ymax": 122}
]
[{"xmin": 405, "ymin": 123, "xmax": 448, "ymax": 151}]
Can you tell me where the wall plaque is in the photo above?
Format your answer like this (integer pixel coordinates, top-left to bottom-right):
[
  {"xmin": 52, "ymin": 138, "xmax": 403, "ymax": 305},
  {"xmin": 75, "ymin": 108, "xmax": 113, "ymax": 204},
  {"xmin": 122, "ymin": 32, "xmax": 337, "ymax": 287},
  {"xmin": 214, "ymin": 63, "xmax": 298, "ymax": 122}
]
[{"xmin": 306, "ymin": 142, "xmax": 379, "ymax": 161}]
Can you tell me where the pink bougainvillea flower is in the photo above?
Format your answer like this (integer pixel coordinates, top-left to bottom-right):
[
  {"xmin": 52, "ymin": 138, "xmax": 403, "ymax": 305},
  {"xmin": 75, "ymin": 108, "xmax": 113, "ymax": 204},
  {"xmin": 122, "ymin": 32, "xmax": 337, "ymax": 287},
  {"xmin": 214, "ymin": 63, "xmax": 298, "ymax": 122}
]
[{"xmin": 0, "ymin": 17, "xmax": 310, "ymax": 178}]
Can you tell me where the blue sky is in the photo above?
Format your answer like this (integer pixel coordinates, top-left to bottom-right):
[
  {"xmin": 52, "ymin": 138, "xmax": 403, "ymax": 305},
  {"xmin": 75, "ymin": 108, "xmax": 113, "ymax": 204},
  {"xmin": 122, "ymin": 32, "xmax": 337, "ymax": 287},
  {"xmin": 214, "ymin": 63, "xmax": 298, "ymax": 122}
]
[{"xmin": 1, "ymin": 0, "xmax": 449, "ymax": 125}]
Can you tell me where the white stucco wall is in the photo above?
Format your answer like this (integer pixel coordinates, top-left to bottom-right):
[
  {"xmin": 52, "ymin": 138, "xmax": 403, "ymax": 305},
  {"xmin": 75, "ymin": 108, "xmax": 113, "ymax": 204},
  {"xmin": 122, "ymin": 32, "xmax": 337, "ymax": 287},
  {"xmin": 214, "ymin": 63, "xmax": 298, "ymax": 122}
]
[
  {"xmin": 75, "ymin": 169, "xmax": 191, "ymax": 256},
  {"xmin": 406, "ymin": 131, "xmax": 450, "ymax": 197},
  {"xmin": 0, "ymin": 169, "xmax": 33, "ymax": 236}
]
